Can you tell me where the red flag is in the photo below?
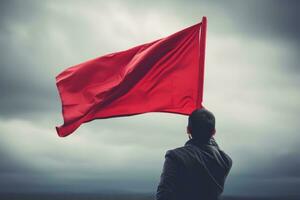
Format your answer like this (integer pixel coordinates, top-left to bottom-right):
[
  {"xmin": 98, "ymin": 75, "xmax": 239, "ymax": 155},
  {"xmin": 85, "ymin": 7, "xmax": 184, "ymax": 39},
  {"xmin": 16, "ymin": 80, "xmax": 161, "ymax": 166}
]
[{"xmin": 56, "ymin": 17, "xmax": 207, "ymax": 137}]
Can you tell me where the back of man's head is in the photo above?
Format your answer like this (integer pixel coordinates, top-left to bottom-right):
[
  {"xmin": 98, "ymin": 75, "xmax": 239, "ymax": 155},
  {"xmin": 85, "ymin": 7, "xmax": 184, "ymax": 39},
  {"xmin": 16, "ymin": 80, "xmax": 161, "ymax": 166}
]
[{"xmin": 188, "ymin": 108, "xmax": 215, "ymax": 142}]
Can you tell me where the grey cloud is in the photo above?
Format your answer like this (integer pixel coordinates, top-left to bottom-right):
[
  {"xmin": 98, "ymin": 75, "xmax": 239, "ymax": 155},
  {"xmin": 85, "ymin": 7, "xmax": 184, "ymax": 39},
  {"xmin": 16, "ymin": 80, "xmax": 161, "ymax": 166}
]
[
  {"xmin": 1, "ymin": 0, "xmax": 299, "ymax": 117},
  {"xmin": 252, "ymin": 150, "xmax": 300, "ymax": 179},
  {"xmin": 210, "ymin": 0, "xmax": 300, "ymax": 40}
]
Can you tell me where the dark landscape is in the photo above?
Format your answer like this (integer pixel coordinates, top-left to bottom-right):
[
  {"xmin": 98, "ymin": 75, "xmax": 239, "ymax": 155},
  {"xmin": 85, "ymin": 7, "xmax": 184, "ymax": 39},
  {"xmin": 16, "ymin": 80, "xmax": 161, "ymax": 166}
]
[{"xmin": 0, "ymin": 194, "xmax": 299, "ymax": 200}]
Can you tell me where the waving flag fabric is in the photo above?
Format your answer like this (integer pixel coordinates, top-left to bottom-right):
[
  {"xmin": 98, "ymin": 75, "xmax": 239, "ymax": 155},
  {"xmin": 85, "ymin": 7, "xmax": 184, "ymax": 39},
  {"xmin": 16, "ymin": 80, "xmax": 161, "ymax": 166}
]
[{"xmin": 56, "ymin": 17, "xmax": 207, "ymax": 137}]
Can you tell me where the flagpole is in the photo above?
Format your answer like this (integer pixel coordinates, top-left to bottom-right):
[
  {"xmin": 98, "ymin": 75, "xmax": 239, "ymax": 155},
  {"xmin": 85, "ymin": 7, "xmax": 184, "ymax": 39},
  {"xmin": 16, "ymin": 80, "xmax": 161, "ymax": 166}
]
[{"xmin": 198, "ymin": 16, "xmax": 207, "ymax": 108}]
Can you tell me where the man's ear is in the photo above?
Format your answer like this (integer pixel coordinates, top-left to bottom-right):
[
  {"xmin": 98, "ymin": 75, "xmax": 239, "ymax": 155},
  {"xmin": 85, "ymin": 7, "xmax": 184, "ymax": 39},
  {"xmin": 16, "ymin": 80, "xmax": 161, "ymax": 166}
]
[
  {"xmin": 187, "ymin": 126, "xmax": 192, "ymax": 139},
  {"xmin": 212, "ymin": 128, "xmax": 216, "ymax": 136},
  {"xmin": 187, "ymin": 126, "xmax": 191, "ymax": 134}
]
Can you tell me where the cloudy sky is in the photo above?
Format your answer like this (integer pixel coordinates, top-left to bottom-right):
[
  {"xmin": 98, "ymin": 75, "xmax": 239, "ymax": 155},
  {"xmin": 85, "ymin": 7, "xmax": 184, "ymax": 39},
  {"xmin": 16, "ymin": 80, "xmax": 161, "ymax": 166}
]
[{"xmin": 0, "ymin": 0, "xmax": 300, "ymax": 197}]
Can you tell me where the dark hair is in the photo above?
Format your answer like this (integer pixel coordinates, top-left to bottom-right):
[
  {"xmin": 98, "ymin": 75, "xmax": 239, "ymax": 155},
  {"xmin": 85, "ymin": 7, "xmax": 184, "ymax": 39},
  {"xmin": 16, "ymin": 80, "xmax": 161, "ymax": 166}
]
[{"xmin": 188, "ymin": 108, "xmax": 215, "ymax": 141}]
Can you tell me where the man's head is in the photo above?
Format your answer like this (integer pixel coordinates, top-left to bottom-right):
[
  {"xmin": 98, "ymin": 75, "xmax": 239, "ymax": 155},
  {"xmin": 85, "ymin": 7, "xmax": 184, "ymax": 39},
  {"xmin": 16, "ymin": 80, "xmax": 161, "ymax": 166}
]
[{"xmin": 187, "ymin": 108, "xmax": 216, "ymax": 141}]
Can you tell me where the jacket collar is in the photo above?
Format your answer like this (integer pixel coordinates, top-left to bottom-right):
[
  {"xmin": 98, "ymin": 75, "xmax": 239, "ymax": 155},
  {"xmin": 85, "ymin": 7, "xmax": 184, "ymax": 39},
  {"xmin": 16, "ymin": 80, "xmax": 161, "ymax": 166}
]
[{"xmin": 185, "ymin": 137, "xmax": 218, "ymax": 148}]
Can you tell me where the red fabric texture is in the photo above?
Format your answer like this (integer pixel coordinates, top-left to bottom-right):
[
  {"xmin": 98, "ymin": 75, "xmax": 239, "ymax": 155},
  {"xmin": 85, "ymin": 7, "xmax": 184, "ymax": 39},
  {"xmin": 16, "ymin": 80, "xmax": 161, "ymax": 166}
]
[{"xmin": 56, "ymin": 21, "xmax": 206, "ymax": 137}]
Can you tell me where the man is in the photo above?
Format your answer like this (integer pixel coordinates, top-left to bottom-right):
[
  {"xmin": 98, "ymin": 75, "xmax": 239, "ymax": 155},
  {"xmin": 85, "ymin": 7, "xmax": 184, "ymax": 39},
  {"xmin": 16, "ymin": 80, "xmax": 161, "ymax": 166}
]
[{"xmin": 156, "ymin": 108, "xmax": 232, "ymax": 200}]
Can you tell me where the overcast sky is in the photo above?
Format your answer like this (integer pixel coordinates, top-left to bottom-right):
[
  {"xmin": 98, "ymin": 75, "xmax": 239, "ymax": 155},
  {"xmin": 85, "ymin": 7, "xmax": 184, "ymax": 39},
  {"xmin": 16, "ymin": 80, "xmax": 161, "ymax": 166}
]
[{"xmin": 0, "ymin": 0, "xmax": 300, "ymax": 197}]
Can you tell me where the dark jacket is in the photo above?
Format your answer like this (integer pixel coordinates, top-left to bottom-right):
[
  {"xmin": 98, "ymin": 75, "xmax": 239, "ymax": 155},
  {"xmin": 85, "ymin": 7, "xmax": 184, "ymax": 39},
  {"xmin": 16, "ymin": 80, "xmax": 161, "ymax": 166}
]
[{"xmin": 156, "ymin": 138, "xmax": 232, "ymax": 200}]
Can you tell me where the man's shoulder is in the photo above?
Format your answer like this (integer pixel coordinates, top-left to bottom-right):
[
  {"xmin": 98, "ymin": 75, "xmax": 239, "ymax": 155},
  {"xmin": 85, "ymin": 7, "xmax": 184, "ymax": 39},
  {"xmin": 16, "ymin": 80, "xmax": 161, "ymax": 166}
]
[{"xmin": 165, "ymin": 145, "xmax": 194, "ymax": 161}]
